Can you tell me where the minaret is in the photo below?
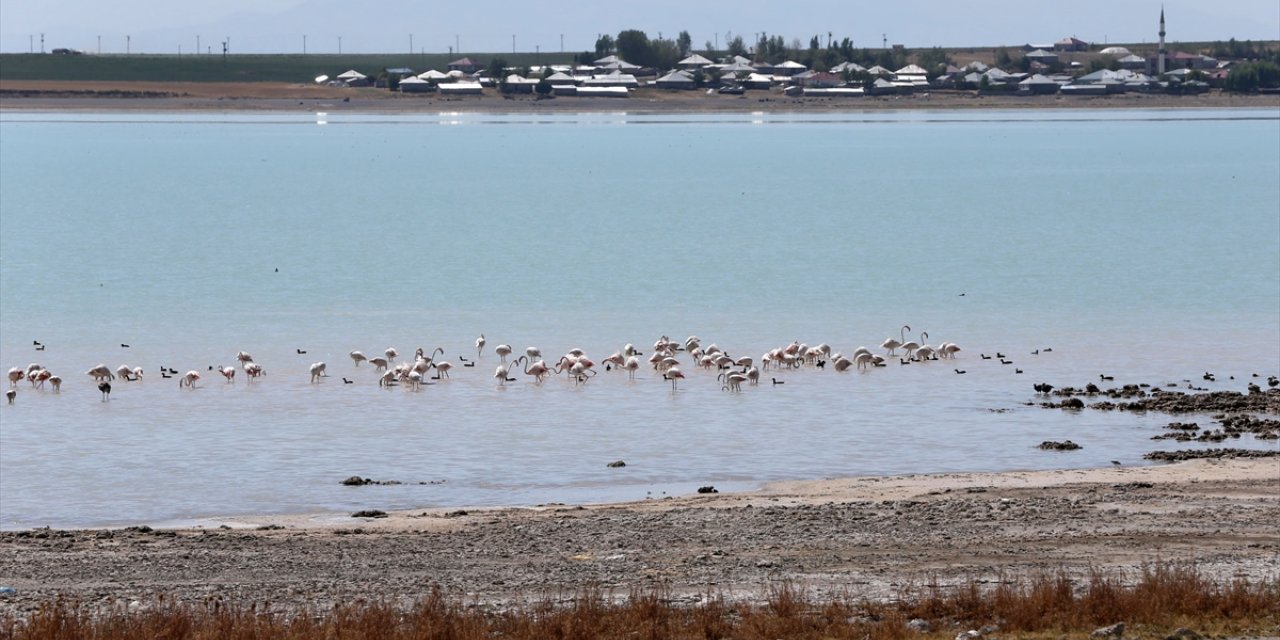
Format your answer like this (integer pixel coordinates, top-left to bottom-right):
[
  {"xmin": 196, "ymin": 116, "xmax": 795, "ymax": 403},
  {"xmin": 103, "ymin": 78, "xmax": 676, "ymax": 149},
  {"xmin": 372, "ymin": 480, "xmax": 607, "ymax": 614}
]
[{"xmin": 1158, "ymin": 6, "xmax": 1167, "ymax": 75}]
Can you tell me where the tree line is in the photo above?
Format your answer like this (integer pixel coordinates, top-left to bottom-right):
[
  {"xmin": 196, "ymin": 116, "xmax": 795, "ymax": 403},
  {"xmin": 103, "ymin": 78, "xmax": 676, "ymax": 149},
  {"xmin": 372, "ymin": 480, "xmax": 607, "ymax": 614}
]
[{"xmin": 572, "ymin": 29, "xmax": 946, "ymax": 75}]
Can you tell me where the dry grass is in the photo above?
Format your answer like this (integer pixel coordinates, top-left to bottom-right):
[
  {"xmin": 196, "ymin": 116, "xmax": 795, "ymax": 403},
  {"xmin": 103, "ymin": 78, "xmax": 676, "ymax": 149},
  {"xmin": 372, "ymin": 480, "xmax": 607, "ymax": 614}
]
[{"xmin": 3, "ymin": 565, "xmax": 1277, "ymax": 639}]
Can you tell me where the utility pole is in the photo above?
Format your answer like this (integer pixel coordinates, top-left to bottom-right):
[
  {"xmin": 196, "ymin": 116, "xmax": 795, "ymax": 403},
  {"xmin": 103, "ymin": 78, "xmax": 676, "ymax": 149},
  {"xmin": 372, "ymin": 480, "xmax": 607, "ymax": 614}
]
[
  {"xmin": 455, "ymin": 34, "xmax": 459, "ymax": 56},
  {"xmin": 40, "ymin": 33, "xmax": 44, "ymax": 54},
  {"xmin": 29, "ymin": 35, "xmax": 32, "ymax": 53},
  {"xmin": 197, "ymin": 35, "xmax": 200, "ymax": 55},
  {"xmin": 338, "ymin": 36, "xmax": 342, "ymax": 54},
  {"xmin": 409, "ymin": 33, "xmax": 413, "ymax": 54},
  {"xmin": 126, "ymin": 35, "xmax": 130, "ymax": 54},
  {"xmin": 303, "ymin": 34, "xmax": 307, "ymax": 54},
  {"xmin": 97, "ymin": 35, "xmax": 101, "ymax": 54},
  {"xmin": 512, "ymin": 34, "xmax": 516, "ymax": 54},
  {"xmin": 560, "ymin": 34, "xmax": 563, "ymax": 53},
  {"xmin": 882, "ymin": 33, "xmax": 887, "ymax": 49}
]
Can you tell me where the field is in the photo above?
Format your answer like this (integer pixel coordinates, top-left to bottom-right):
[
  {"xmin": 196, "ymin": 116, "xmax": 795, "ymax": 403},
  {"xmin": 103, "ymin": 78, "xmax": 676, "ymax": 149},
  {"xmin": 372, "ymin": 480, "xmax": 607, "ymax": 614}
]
[{"xmin": 0, "ymin": 52, "xmax": 569, "ymax": 83}]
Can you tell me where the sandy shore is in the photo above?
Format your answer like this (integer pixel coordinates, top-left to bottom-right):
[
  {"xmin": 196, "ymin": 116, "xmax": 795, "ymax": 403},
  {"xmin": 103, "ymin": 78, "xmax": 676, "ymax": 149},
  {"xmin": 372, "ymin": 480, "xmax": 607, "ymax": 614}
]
[
  {"xmin": 2, "ymin": 80, "xmax": 1279, "ymax": 113},
  {"xmin": 1, "ymin": 458, "xmax": 1276, "ymax": 615}
]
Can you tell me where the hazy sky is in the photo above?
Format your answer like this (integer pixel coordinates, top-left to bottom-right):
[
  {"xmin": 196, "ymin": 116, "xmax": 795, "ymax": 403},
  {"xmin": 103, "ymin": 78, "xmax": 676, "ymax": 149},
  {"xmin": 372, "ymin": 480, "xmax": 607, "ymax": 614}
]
[{"xmin": 2, "ymin": 0, "xmax": 1277, "ymax": 55}]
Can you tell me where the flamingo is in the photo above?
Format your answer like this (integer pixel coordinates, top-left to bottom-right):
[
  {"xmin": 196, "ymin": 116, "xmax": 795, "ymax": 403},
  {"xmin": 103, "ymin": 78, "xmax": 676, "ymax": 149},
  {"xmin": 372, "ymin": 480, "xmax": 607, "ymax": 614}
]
[
  {"xmin": 432, "ymin": 361, "xmax": 454, "ymax": 379},
  {"xmin": 49, "ymin": 376, "xmax": 62, "ymax": 392},
  {"xmin": 475, "ymin": 334, "xmax": 486, "ymax": 358},
  {"xmin": 85, "ymin": 364, "xmax": 114, "ymax": 382},
  {"xmin": 236, "ymin": 351, "xmax": 254, "ymax": 365},
  {"xmin": 218, "ymin": 365, "xmax": 236, "ymax": 382},
  {"xmin": 494, "ymin": 344, "xmax": 513, "ymax": 362},
  {"xmin": 25, "ymin": 363, "xmax": 43, "ymax": 377},
  {"xmin": 385, "ymin": 347, "xmax": 398, "ymax": 363},
  {"xmin": 526, "ymin": 346, "xmax": 542, "ymax": 361},
  {"xmin": 378, "ymin": 370, "xmax": 398, "ymax": 387},
  {"xmin": 900, "ymin": 331, "xmax": 928, "ymax": 360},
  {"xmin": 406, "ymin": 370, "xmax": 422, "ymax": 391},
  {"xmin": 855, "ymin": 352, "xmax": 875, "ymax": 370},
  {"xmin": 8, "ymin": 367, "xmax": 25, "ymax": 387},
  {"xmin": 179, "ymin": 371, "xmax": 200, "ymax": 388},
  {"xmin": 602, "ymin": 352, "xmax": 626, "ymax": 369},
  {"xmin": 368, "ymin": 357, "xmax": 389, "ymax": 372},
  {"xmin": 132, "ymin": 366, "xmax": 143, "ymax": 380},
  {"xmin": 420, "ymin": 347, "xmax": 444, "ymax": 367},
  {"xmin": 98, "ymin": 381, "xmax": 111, "ymax": 401},
  {"xmin": 5, "ymin": 389, "xmax": 14, "ymax": 404},
  {"xmin": 523, "ymin": 358, "xmax": 552, "ymax": 382},
  {"xmin": 350, "ymin": 350, "xmax": 367, "ymax": 366},
  {"xmin": 882, "ymin": 325, "xmax": 910, "ymax": 356},
  {"xmin": 623, "ymin": 356, "xmax": 640, "ymax": 380},
  {"xmin": 745, "ymin": 366, "xmax": 760, "ymax": 385},
  {"xmin": 940, "ymin": 343, "xmax": 962, "ymax": 359},
  {"xmin": 244, "ymin": 362, "xmax": 265, "ymax": 380},
  {"xmin": 719, "ymin": 371, "xmax": 747, "ymax": 392},
  {"xmin": 663, "ymin": 366, "xmax": 686, "ymax": 392},
  {"xmin": 309, "ymin": 361, "xmax": 327, "ymax": 383},
  {"xmin": 116, "ymin": 365, "xmax": 135, "ymax": 381},
  {"xmin": 495, "ymin": 356, "xmax": 524, "ymax": 386},
  {"xmin": 30, "ymin": 369, "xmax": 52, "ymax": 389},
  {"xmin": 567, "ymin": 360, "xmax": 596, "ymax": 385}
]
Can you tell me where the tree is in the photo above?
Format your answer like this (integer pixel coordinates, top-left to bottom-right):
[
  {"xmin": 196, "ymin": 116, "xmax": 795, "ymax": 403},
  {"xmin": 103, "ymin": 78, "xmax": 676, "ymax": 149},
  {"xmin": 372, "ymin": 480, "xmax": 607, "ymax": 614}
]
[
  {"xmin": 917, "ymin": 47, "xmax": 950, "ymax": 76},
  {"xmin": 616, "ymin": 29, "xmax": 651, "ymax": 65},
  {"xmin": 995, "ymin": 48, "xmax": 1013, "ymax": 68},
  {"xmin": 486, "ymin": 57, "xmax": 509, "ymax": 81},
  {"xmin": 535, "ymin": 78, "xmax": 553, "ymax": 97},
  {"xmin": 594, "ymin": 34, "xmax": 615, "ymax": 59},
  {"xmin": 1225, "ymin": 60, "xmax": 1280, "ymax": 91},
  {"xmin": 726, "ymin": 34, "xmax": 747, "ymax": 58},
  {"xmin": 677, "ymin": 31, "xmax": 692, "ymax": 58},
  {"xmin": 650, "ymin": 38, "xmax": 680, "ymax": 70}
]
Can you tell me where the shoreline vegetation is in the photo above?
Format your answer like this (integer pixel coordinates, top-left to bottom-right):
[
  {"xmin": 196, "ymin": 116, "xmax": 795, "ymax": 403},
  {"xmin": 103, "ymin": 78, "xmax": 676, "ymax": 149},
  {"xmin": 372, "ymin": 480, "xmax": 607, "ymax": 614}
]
[
  {"xmin": 2, "ymin": 458, "xmax": 1277, "ymax": 637},
  {"xmin": 3, "ymin": 80, "xmax": 1280, "ymax": 113}
]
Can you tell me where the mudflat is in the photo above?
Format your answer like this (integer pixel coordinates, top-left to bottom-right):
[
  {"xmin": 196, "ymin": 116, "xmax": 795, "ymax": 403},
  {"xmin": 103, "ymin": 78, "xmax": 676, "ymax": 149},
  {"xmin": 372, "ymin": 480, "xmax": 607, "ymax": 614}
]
[
  {"xmin": 1, "ymin": 458, "xmax": 1276, "ymax": 616},
  {"xmin": 2, "ymin": 80, "xmax": 1278, "ymax": 113}
]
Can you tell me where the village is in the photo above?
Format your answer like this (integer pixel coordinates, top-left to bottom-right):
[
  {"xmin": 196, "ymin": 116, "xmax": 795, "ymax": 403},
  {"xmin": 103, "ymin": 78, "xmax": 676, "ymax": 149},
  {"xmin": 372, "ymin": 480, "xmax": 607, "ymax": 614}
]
[{"xmin": 322, "ymin": 20, "xmax": 1276, "ymax": 101}]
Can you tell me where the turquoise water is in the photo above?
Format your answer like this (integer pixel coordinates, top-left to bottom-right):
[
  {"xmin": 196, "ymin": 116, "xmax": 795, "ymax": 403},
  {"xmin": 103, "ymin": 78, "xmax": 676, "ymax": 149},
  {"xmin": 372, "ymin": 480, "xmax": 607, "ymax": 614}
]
[{"xmin": 1, "ymin": 108, "xmax": 1278, "ymax": 529}]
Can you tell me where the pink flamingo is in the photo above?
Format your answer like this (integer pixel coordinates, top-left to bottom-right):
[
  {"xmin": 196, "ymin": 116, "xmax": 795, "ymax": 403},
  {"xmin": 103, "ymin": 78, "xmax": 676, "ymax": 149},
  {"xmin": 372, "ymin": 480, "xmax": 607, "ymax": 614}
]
[{"xmin": 664, "ymin": 366, "xmax": 685, "ymax": 391}]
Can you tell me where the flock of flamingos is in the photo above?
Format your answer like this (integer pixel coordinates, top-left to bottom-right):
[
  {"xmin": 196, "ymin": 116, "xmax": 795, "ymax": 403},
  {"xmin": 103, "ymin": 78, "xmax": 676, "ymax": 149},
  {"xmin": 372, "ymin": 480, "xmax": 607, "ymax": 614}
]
[{"xmin": 5, "ymin": 327, "xmax": 965, "ymax": 404}]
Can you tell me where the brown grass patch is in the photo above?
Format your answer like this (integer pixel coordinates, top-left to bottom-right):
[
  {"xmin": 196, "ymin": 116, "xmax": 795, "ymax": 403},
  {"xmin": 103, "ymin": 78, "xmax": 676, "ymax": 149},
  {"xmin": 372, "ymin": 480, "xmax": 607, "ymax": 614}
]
[{"xmin": 3, "ymin": 564, "xmax": 1277, "ymax": 639}]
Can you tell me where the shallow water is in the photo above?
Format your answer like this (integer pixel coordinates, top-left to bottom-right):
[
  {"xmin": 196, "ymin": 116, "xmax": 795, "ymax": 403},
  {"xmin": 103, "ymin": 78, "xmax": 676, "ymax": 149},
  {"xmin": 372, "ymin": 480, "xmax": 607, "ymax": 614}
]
[{"xmin": 1, "ymin": 108, "xmax": 1277, "ymax": 529}]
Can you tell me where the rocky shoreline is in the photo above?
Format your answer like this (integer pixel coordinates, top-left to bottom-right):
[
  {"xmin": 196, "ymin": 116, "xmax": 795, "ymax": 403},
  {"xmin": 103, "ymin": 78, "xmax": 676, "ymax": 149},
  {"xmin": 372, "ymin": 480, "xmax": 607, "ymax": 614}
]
[{"xmin": 1, "ymin": 459, "xmax": 1276, "ymax": 618}]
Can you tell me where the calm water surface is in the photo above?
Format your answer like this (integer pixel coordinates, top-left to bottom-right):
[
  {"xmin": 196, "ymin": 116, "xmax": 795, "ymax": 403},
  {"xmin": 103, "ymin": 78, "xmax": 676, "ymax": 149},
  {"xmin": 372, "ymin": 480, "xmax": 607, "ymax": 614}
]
[{"xmin": 1, "ymin": 108, "xmax": 1277, "ymax": 529}]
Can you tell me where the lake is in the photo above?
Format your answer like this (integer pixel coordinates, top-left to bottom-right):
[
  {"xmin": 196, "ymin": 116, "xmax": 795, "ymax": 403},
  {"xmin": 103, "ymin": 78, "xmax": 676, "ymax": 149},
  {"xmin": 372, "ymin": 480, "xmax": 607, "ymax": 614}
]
[{"xmin": 1, "ymin": 107, "xmax": 1277, "ymax": 529}]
